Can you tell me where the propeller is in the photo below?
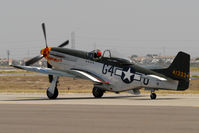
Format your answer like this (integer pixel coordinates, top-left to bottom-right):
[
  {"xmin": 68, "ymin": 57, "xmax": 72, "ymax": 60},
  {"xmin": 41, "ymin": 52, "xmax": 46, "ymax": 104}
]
[
  {"xmin": 25, "ymin": 55, "xmax": 43, "ymax": 66},
  {"xmin": 47, "ymin": 62, "xmax": 53, "ymax": 83},
  {"xmin": 42, "ymin": 23, "xmax": 48, "ymax": 48},
  {"xmin": 25, "ymin": 23, "xmax": 69, "ymax": 83},
  {"xmin": 58, "ymin": 40, "xmax": 69, "ymax": 48}
]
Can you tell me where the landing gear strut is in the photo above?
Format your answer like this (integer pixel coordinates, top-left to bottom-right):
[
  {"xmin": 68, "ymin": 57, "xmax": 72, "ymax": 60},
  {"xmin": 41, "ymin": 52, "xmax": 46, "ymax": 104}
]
[
  {"xmin": 92, "ymin": 87, "xmax": 104, "ymax": 98},
  {"xmin": 150, "ymin": 92, "xmax": 157, "ymax": 100},
  {"xmin": 46, "ymin": 76, "xmax": 59, "ymax": 99}
]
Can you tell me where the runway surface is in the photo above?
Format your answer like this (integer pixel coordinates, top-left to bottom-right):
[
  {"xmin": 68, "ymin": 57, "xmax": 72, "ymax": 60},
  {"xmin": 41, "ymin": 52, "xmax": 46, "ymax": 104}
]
[{"xmin": 0, "ymin": 93, "xmax": 199, "ymax": 133}]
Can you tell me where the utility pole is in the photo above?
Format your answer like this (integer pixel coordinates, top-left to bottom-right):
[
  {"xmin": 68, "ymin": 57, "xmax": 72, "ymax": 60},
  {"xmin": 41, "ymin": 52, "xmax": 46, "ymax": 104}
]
[
  {"xmin": 7, "ymin": 50, "xmax": 10, "ymax": 65},
  {"xmin": 163, "ymin": 47, "xmax": 166, "ymax": 57},
  {"xmin": 93, "ymin": 43, "xmax": 96, "ymax": 50},
  {"xmin": 27, "ymin": 49, "xmax": 30, "ymax": 58},
  {"xmin": 71, "ymin": 32, "xmax": 76, "ymax": 49}
]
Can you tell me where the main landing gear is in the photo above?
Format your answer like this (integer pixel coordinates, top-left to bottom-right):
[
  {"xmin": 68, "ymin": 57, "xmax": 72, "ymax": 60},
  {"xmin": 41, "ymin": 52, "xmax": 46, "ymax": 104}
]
[
  {"xmin": 150, "ymin": 90, "xmax": 157, "ymax": 100},
  {"xmin": 46, "ymin": 76, "xmax": 59, "ymax": 99},
  {"xmin": 92, "ymin": 87, "xmax": 105, "ymax": 98}
]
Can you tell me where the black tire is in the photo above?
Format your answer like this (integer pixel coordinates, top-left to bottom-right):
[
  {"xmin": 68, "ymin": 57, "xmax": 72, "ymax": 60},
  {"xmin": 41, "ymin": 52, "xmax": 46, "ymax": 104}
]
[
  {"xmin": 150, "ymin": 93, "xmax": 157, "ymax": 100},
  {"xmin": 47, "ymin": 87, "xmax": 59, "ymax": 99},
  {"xmin": 92, "ymin": 87, "xmax": 104, "ymax": 98}
]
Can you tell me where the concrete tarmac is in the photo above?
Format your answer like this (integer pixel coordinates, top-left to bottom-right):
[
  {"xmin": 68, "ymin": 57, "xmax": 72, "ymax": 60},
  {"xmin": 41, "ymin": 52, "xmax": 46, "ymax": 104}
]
[{"xmin": 0, "ymin": 93, "xmax": 199, "ymax": 133}]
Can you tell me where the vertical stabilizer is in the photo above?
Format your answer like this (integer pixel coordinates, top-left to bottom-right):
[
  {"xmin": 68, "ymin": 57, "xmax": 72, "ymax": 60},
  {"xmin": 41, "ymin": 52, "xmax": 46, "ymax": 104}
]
[{"xmin": 153, "ymin": 51, "xmax": 190, "ymax": 90}]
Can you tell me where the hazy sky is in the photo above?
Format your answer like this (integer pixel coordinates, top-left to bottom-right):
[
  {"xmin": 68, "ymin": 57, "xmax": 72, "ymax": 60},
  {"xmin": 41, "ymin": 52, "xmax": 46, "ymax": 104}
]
[{"xmin": 0, "ymin": 0, "xmax": 199, "ymax": 59}]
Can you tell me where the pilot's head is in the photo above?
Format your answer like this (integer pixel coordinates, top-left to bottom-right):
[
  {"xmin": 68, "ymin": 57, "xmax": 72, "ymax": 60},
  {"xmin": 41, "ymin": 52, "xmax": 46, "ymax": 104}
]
[{"xmin": 96, "ymin": 50, "xmax": 102, "ymax": 57}]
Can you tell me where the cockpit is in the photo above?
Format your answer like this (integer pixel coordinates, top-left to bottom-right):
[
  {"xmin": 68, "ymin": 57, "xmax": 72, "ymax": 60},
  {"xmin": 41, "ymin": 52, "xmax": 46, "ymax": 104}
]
[
  {"xmin": 87, "ymin": 49, "xmax": 132, "ymax": 66},
  {"xmin": 88, "ymin": 49, "xmax": 102, "ymax": 60}
]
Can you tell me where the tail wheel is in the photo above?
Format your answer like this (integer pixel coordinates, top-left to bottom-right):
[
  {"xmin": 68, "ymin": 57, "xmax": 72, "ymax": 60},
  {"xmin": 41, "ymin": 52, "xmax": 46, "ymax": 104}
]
[
  {"xmin": 150, "ymin": 93, "xmax": 157, "ymax": 100},
  {"xmin": 47, "ymin": 87, "xmax": 59, "ymax": 99},
  {"xmin": 92, "ymin": 87, "xmax": 104, "ymax": 98}
]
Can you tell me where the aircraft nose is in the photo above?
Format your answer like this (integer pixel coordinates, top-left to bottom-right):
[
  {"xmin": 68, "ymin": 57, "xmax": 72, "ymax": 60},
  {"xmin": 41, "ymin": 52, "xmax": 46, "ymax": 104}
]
[{"xmin": 40, "ymin": 47, "xmax": 52, "ymax": 57}]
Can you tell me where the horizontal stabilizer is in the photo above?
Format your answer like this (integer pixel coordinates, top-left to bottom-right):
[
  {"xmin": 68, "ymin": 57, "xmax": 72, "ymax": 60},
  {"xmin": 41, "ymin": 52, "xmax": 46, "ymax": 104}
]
[{"xmin": 147, "ymin": 75, "xmax": 167, "ymax": 81}]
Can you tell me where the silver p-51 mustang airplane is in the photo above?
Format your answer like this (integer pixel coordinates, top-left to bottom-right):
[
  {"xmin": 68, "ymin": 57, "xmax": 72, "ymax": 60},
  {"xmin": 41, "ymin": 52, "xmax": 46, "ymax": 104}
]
[{"xmin": 13, "ymin": 23, "xmax": 190, "ymax": 100}]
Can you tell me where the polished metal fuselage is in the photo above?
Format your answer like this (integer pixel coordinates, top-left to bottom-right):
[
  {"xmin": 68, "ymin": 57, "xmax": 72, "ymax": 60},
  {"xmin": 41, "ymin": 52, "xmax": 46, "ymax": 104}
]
[{"xmin": 48, "ymin": 48, "xmax": 178, "ymax": 92}]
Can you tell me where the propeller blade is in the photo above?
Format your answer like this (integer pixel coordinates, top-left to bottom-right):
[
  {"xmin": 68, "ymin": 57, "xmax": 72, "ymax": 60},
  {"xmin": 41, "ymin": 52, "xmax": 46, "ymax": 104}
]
[
  {"xmin": 42, "ymin": 23, "xmax": 48, "ymax": 48},
  {"xmin": 49, "ymin": 75, "xmax": 53, "ymax": 83},
  {"xmin": 58, "ymin": 40, "xmax": 69, "ymax": 47},
  {"xmin": 25, "ymin": 55, "xmax": 43, "ymax": 66},
  {"xmin": 47, "ymin": 62, "xmax": 53, "ymax": 82},
  {"xmin": 47, "ymin": 62, "xmax": 52, "ymax": 68}
]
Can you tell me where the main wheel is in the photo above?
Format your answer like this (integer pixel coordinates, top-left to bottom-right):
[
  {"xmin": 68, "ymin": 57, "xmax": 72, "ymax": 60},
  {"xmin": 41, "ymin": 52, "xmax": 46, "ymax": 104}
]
[
  {"xmin": 47, "ymin": 87, "xmax": 59, "ymax": 99},
  {"xmin": 92, "ymin": 87, "xmax": 104, "ymax": 98},
  {"xmin": 150, "ymin": 93, "xmax": 157, "ymax": 100}
]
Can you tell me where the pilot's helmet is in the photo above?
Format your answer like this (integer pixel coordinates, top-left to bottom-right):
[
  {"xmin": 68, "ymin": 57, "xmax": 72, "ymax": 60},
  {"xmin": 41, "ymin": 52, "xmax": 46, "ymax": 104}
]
[{"xmin": 96, "ymin": 50, "xmax": 102, "ymax": 57}]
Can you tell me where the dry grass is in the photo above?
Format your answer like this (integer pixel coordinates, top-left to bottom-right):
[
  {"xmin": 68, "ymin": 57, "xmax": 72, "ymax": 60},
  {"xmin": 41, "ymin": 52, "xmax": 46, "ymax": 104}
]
[
  {"xmin": 0, "ymin": 70, "xmax": 33, "ymax": 74},
  {"xmin": 0, "ymin": 75, "xmax": 93, "ymax": 93},
  {"xmin": 190, "ymin": 67, "xmax": 199, "ymax": 71},
  {"xmin": 0, "ymin": 74, "xmax": 199, "ymax": 94}
]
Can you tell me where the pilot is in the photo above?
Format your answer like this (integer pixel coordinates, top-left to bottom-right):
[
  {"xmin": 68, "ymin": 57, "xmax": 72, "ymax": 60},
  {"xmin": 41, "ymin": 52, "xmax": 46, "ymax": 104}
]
[{"xmin": 94, "ymin": 50, "xmax": 102, "ymax": 59}]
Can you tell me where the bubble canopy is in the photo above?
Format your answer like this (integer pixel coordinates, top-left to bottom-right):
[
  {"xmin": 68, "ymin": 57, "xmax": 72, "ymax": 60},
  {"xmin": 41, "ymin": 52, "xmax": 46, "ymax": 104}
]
[{"xmin": 88, "ymin": 49, "xmax": 132, "ymax": 65}]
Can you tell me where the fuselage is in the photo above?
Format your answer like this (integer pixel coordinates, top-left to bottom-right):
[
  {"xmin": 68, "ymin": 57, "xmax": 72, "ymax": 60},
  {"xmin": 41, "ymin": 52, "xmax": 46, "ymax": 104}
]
[{"xmin": 45, "ymin": 47, "xmax": 179, "ymax": 92}]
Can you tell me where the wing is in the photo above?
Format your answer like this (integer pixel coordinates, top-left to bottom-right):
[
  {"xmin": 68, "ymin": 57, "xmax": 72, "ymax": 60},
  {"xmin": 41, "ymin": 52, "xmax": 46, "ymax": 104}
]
[
  {"xmin": 70, "ymin": 69, "xmax": 111, "ymax": 85},
  {"xmin": 12, "ymin": 65, "xmax": 74, "ymax": 77},
  {"xmin": 12, "ymin": 65, "xmax": 111, "ymax": 85}
]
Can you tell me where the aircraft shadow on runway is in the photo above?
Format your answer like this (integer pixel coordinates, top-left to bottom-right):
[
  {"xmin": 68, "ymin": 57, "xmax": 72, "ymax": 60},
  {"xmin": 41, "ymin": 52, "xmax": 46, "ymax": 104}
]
[{"xmin": 2, "ymin": 95, "xmax": 181, "ymax": 101}]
